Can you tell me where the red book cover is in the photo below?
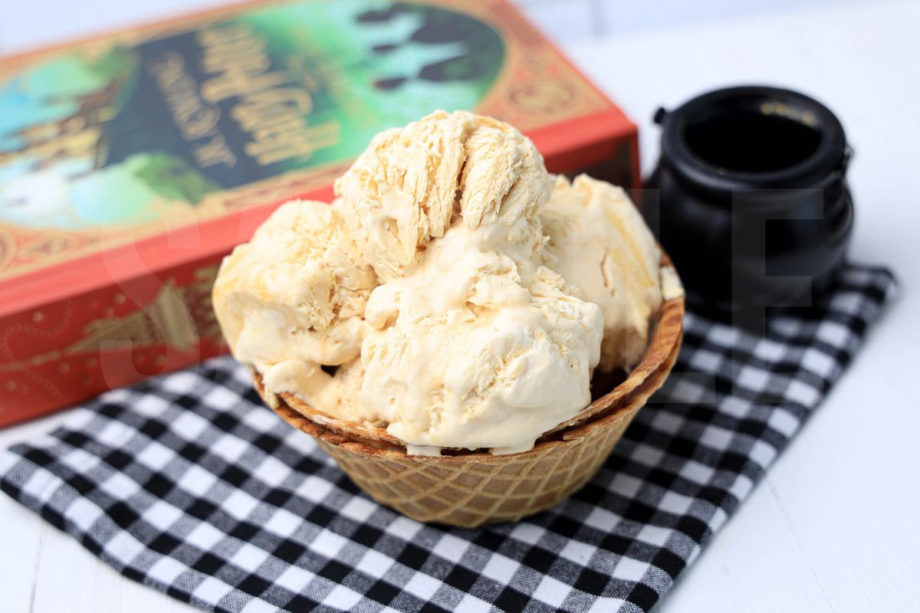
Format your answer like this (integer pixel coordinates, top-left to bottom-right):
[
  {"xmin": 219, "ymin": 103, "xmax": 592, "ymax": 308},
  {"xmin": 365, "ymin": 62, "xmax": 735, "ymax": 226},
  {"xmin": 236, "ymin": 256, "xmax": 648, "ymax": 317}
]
[{"xmin": 0, "ymin": 0, "xmax": 638, "ymax": 426}]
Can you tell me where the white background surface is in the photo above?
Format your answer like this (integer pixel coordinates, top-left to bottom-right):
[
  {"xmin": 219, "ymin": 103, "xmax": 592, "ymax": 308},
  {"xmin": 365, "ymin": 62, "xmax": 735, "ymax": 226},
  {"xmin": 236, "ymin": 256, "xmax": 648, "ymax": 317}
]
[{"xmin": 1, "ymin": 1, "xmax": 919, "ymax": 611}]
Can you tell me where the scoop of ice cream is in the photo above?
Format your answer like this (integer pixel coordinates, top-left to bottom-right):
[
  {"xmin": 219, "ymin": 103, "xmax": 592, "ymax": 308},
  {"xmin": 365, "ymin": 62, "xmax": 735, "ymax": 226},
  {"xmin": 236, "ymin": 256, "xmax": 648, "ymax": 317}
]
[
  {"xmin": 355, "ymin": 222, "xmax": 603, "ymax": 454},
  {"xmin": 540, "ymin": 175, "xmax": 663, "ymax": 371},
  {"xmin": 334, "ymin": 110, "xmax": 552, "ymax": 281},
  {"xmin": 212, "ymin": 199, "xmax": 376, "ymax": 377}
]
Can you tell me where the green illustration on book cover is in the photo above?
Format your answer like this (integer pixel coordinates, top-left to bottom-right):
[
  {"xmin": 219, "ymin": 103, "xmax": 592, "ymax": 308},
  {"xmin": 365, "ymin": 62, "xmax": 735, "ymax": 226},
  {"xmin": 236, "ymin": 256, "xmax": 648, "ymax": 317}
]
[{"xmin": 0, "ymin": 1, "xmax": 505, "ymax": 230}]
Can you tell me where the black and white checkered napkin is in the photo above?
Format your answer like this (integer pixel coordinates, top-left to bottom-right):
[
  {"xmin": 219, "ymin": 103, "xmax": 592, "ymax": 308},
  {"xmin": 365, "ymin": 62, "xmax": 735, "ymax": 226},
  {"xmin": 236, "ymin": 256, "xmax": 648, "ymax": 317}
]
[{"xmin": 0, "ymin": 263, "xmax": 895, "ymax": 613}]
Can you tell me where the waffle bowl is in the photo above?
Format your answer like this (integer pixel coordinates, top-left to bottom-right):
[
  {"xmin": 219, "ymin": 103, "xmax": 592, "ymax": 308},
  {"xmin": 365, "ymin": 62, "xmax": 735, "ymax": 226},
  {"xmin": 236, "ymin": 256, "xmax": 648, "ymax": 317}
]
[{"xmin": 253, "ymin": 261, "xmax": 684, "ymax": 528}]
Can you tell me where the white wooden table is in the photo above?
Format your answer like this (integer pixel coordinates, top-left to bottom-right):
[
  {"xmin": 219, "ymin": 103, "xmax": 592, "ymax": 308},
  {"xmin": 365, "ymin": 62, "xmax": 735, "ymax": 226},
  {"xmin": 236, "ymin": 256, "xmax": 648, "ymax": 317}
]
[{"xmin": 2, "ymin": 1, "xmax": 919, "ymax": 611}]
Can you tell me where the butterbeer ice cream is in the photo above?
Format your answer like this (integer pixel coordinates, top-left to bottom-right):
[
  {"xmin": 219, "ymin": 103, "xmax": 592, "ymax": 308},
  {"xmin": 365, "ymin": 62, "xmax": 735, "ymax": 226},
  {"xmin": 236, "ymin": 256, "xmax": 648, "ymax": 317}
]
[
  {"xmin": 540, "ymin": 175, "xmax": 663, "ymax": 371},
  {"xmin": 213, "ymin": 110, "xmax": 670, "ymax": 455}
]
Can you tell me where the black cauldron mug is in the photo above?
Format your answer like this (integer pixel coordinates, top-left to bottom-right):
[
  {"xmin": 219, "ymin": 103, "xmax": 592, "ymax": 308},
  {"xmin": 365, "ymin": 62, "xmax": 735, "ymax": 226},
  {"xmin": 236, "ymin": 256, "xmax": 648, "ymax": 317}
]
[{"xmin": 645, "ymin": 85, "xmax": 854, "ymax": 315}]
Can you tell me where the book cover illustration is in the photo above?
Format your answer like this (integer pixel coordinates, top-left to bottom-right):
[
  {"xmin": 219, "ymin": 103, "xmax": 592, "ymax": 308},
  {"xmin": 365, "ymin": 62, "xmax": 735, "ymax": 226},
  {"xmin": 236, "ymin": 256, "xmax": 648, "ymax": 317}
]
[{"xmin": 0, "ymin": 0, "xmax": 609, "ymax": 280}]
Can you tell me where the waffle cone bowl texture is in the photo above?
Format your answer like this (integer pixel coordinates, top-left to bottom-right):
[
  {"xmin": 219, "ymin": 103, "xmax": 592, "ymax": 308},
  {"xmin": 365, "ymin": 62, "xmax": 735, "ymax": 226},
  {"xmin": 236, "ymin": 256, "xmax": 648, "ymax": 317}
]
[{"xmin": 254, "ymin": 260, "xmax": 684, "ymax": 529}]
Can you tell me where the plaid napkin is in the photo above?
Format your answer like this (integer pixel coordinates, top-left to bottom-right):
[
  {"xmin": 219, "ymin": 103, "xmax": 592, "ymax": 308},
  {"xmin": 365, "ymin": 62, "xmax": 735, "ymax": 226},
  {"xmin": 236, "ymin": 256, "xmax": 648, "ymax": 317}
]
[{"xmin": 0, "ymin": 263, "xmax": 895, "ymax": 613}]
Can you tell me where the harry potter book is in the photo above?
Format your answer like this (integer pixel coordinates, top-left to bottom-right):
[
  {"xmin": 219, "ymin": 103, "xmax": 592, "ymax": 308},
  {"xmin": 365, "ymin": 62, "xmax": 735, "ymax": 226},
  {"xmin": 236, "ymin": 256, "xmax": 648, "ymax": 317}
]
[{"xmin": 0, "ymin": 0, "xmax": 638, "ymax": 426}]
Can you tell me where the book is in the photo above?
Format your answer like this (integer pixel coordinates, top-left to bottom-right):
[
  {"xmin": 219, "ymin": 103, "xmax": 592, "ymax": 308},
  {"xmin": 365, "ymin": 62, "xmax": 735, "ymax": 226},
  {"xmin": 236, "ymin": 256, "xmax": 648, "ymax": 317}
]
[{"xmin": 0, "ymin": 0, "xmax": 638, "ymax": 427}]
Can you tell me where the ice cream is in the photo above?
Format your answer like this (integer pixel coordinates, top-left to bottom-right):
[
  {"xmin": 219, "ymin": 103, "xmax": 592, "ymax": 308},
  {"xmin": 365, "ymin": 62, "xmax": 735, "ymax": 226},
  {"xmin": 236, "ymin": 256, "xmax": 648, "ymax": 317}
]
[
  {"xmin": 358, "ymin": 221, "xmax": 603, "ymax": 454},
  {"xmin": 213, "ymin": 110, "xmax": 667, "ymax": 455},
  {"xmin": 211, "ymin": 200, "xmax": 376, "ymax": 407},
  {"xmin": 334, "ymin": 111, "xmax": 551, "ymax": 281},
  {"xmin": 540, "ymin": 175, "xmax": 663, "ymax": 371}
]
